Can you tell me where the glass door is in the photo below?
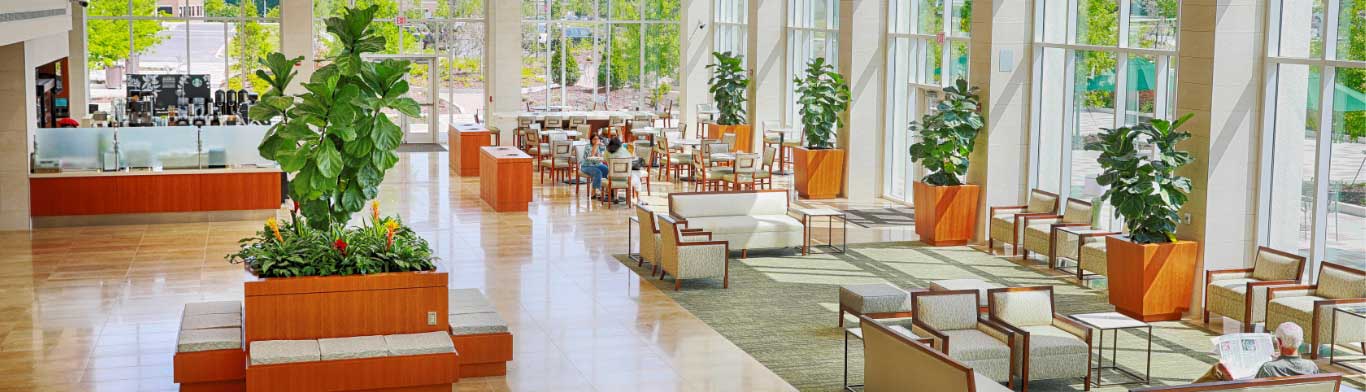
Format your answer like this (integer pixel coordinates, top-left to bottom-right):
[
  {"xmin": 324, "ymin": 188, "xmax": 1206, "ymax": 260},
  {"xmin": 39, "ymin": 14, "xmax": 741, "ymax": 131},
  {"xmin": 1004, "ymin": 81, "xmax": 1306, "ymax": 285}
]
[{"xmin": 363, "ymin": 54, "xmax": 440, "ymax": 144}]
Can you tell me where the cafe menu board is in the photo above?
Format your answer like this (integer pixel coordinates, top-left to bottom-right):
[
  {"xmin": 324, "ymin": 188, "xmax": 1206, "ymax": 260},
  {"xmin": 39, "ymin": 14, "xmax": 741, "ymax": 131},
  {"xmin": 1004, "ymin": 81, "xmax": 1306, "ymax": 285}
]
[{"xmin": 126, "ymin": 74, "xmax": 212, "ymax": 115}]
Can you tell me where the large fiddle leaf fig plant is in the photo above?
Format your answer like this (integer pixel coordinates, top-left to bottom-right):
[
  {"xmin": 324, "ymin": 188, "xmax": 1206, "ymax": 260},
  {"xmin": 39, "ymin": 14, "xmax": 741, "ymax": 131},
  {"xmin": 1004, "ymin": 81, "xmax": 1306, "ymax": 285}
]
[
  {"xmin": 706, "ymin": 51, "xmax": 749, "ymax": 126},
  {"xmin": 250, "ymin": 5, "xmax": 421, "ymax": 229},
  {"xmin": 1085, "ymin": 113, "xmax": 1195, "ymax": 244},
  {"xmin": 907, "ymin": 79, "xmax": 983, "ymax": 186},
  {"xmin": 794, "ymin": 57, "xmax": 851, "ymax": 149}
]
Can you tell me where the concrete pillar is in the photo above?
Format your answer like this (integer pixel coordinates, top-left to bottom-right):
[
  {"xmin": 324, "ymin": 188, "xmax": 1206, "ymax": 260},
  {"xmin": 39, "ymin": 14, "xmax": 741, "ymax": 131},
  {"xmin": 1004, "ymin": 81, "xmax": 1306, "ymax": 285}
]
[
  {"xmin": 966, "ymin": 0, "xmax": 1033, "ymax": 241},
  {"xmin": 67, "ymin": 5, "xmax": 89, "ymax": 121},
  {"xmin": 1265, "ymin": 2, "xmax": 1312, "ymax": 253},
  {"xmin": 837, "ymin": 0, "xmax": 884, "ymax": 200},
  {"xmin": 748, "ymin": 0, "xmax": 785, "ymax": 129},
  {"xmin": 1175, "ymin": 0, "xmax": 1268, "ymax": 313},
  {"xmin": 0, "ymin": 42, "xmax": 35, "ymax": 230},
  {"xmin": 486, "ymin": 0, "xmax": 521, "ymax": 142},
  {"xmin": 279, "ymin": 0, "xmax": 314, "ymax": 94},
  {"xmin": 679, "ymin": 0, "xmax": 713, "ymax": 137}
]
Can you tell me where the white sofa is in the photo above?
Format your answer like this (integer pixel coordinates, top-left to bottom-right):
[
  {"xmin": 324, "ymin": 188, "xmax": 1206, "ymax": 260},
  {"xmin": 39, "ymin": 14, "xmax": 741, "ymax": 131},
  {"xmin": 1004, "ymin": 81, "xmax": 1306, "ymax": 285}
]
[{"xmin": 668, "ymin": 190, "xmax": 804, "ymax": 255}]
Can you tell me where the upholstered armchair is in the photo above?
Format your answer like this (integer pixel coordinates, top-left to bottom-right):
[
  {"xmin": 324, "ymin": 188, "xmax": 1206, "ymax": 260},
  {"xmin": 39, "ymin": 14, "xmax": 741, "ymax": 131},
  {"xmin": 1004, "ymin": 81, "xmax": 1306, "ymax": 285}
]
[
  {"xmin": 721, "ymin": 153, "xmax": 761, "ymax": 191},
  {"xmin": 860, "ymin": 315, "xmax": 1011, "ymax": 392},
  {"xmin": 1203, "ymin": 247, "xmax": 1308, "ymax": 332},
  {"xmin": 634, "ymin": 206, "xmax": 661, "ymax": 271},
  {"xmin": 605, "ymin": 116, "xmax": 627, "ymax": 138},
  {"xmin": 656, "ymin": 215, "xmax": 730, "ymax": 290},
  {"xmin": 910, "ymin": 290, "xmax": 1016, "ymax": 387},
  {"xmin": 539, "ymin": 141, "xmax": 574, "ymax": 184},
  {"xmin": 654, "ymin": 133, "xmax": 692, "ymax": 182},
  {"xmin": 1074, "ymin": 234, "xmax": 1114, "ymax": 282},
  {"xmin": 986, "ymin": 287, "xmax": 1092, "ymax": 392},
  {"xmin": 1266, "ymin": 262, "xmax": 1366, "ymax": 358},
  {"xmin": 542, "ymin": 115, "xmax": 563, "ymax": 131},
  {"xmin": 690, "ymin": 148, "xmax": 731, "ymax": 192},
  {"xmin": 515, "ymin": 116, "xmax": 535, "ymax": 150},
  {"xmin": 602, "ymin": 157, "xmax": 635, "ymax": 207},
  {"xmin": 1020, "ymin": 198, "xmax": 1095, "ymax": 265},
  {"xmin": 988, "ymin": 189, "xmax": 1060, "ymax": 255}
]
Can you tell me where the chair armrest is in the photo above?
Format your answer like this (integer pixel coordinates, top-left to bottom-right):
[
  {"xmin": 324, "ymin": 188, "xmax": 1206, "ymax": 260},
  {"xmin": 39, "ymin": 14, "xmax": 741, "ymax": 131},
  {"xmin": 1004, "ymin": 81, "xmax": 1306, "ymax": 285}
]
[
  {"xmin": 989, "ymin": 205, "xmax": 1029, "ymax": 216},
  {"xmin": 1023, "ymin": 214, "xmax": 1062, "ymax": 224},
  {"xmin": 978, "ymin": 317, "xmax": 1019, "ymax": 343},
  {"xmin": 1076, "ymin": 231, "xmax": 1120, "ymax": 239},
  {"xmin": 910, "ymin": 319, "xmax": 950, "ymax": 353},
  {"xmin": 1053, "ymin": 315, "xmax": 1092, "ymax": 340},
  {"xmin": 1267, "ymin": 285, "xmax": 1317, "ymax": 301},
  {"xmin": 1314, "ymin": 298, "xmax": 1366, "ymax": 308},
  {"xmin": 1206, "ymin": 268, "xmax": 1254, "ymax": 285},
  {"xmin": 677, "ymin": 240, "xmax": 728, "ymax": 248},
  {"xmin": 680, "ymin": 228, "xmax": 705, "ymax": 233},
  {"xmin": 1246, "ymin": 280, "xmax": 1299, "ymax": 289},
  {"xmin": 1051, "ymin": 223, "xmax": 1092, "ymax": 229},
  {"xmin": 680, "ymin": 231, "xmax": 713, "ymax": 241}
]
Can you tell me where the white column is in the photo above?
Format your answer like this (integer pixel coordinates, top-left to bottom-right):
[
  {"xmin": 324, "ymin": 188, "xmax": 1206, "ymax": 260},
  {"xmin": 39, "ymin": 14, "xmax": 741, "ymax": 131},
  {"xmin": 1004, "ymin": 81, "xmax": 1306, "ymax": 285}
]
[
  {"xmin": 67, "ymin": 4, "xmax": 90, "ymax": 121},
  {"xmin": 837, "ymin": 0, "xmax": 884, "ymax": 200},
  {"xmin": 966, "ymin": 0, "xmax": 1033, "ymax": 241},
  {"xmin": 485, "ymin": 0, "xmax": 521, "ymax": 141},
  {"xmin": 679, "ymin": 0, "xmax": 714, "ymax": 135},
  {"xmin": 0, "ymin": 42, "xmax": 35, "ymax": 230},
  {"xmin": 279, "ymin": 0, "xmax": 314, "ymax": 94},
  {"xmin": 748, "ymin": 0, "xmax": 785, "ymax": 128},
  {"xmin": 1175, "ymin": 0, "xmax": 1268, "ymax": 313},
  {"xmin": 1265, "ymin": 2, "xmax": 1311, "ymax": 253}
]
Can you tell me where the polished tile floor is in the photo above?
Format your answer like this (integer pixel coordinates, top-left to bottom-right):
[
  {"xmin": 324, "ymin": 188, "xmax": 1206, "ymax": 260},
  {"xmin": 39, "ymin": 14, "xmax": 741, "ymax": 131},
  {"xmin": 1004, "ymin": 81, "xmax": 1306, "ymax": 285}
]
[{"xmin": 0, "ymin": 151, "xmax": 913, "ymax": 392}]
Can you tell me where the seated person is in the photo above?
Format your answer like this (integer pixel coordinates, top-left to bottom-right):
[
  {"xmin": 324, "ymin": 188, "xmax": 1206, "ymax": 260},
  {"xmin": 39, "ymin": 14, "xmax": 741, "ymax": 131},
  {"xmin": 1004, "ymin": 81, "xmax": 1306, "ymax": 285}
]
[{"xmin": 1195, "ymin": 322, "xmax": 1318, "ymax": 383}]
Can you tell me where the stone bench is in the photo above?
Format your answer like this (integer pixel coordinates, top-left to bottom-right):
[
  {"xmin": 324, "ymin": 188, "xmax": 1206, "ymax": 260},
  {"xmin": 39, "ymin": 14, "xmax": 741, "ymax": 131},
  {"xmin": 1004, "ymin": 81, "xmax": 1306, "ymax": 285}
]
[
  {"xmin": 174, "ymin": 300, "xmax": 246, "ymax": 392},
  {"xmin": 246, "ymin": 331, "xmax": 460, "ymax": 391},
  {"xmin": 447, "ymin": 288, "xmax": 514, "ymax": 377}
]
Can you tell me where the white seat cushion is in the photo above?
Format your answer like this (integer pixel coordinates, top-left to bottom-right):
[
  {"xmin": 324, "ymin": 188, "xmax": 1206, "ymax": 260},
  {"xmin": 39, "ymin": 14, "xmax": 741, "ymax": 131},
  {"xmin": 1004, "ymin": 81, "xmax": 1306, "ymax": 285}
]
[
  {"xmin": 184, "ymin": 301, "xmax": 241, "ymax": 316},
  {"xmin": 449, "ymin": 288, "xmax": 496, "ymax": 315},
  {"xmin": 384, "ymin": 332, "xmax": 456, "ymax": 356},
  {"xmin": 181, "ymin": 312, "xmax": 242, "ymax": 330},
  {"xmin": 1020, "ymin": 325, "xmax": 1088, "ymax": 356},
  {"xmin": 318, "ymin": 336, "xmax": 389, "ymax": 361},
  {"xmin": 943, "ymin": 329, "xmax": 1011, "ymax": 361},
  {"xmin": 686, "ymin": 215, "xmax": 803, "ymax": 235},
  {"xmin": 177, "ymin": 327, "xmax": 242, "ymax": 353},
  {"xmin": 250, "ymin": 340, "xmax": 321, "ymax": 365},
  {"xmin": 450, "ymin": 312, "xmax": 510, "ymax": 336}
]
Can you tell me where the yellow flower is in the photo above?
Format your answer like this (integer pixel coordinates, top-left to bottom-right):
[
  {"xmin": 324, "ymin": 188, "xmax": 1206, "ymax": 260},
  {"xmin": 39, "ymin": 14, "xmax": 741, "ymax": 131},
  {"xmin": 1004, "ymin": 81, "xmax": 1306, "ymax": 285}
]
[
  {"xmin": 266, "ymin": 217, "xmax": 283, "ymax": 242},
  {"xmin": 385, "ymin": 219, "xmax": 399, "ymax": 232},
  {"xmin": 371, "ymin": 200, "xmax": 380, "ymax": 222}
]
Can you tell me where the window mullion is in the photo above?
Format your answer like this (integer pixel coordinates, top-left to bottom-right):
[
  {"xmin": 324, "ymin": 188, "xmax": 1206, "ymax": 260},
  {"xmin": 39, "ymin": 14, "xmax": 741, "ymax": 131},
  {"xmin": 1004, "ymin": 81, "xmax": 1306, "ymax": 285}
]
[{"xmin": 1307, "ymin": 66, "xmax": 1334, "ymax": 268}]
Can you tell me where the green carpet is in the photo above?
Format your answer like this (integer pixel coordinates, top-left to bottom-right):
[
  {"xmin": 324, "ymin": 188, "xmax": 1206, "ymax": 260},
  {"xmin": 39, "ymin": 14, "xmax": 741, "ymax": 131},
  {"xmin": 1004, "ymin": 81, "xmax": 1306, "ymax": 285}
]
[{"xmin": 617, "ymin": 242, "xmax": 1237, "ymax": 392}]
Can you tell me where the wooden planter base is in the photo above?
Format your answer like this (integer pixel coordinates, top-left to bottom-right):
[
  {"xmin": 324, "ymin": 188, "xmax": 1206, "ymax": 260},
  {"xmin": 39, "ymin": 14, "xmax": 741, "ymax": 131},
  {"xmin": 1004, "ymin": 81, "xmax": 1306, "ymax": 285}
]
[
  {"xmin": 793, "ymin": 147, "xmax": 845, "ymax": 199},
  {"xmin": 243, "ymin": 271, "xmax": 450, "ymax": 342},
  {"xmin": 1106, "ymin": 237, "xmax": 1200, "ymax": 322},
  {"xmin": 175, "ymin": 348, "xmax": 246, "ymax": 391},
  {"xmin": 449, "ymin": 332, "xmax": 514, "ymax": 377},
  {"xmin": 912, "ymin": 182, "xmax": 981, "ymax": 246},
  {"xmin": 705, "ymin": 124, "xmax": 755, "ymax": 152}
]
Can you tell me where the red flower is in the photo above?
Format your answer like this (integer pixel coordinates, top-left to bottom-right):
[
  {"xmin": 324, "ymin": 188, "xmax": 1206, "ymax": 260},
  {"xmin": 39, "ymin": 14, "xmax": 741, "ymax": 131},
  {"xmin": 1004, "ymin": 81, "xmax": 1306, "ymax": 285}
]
[
  {"xmin": 334, "ymin": 238, "xmax": 348, "ymax": 255},
  {"xmin": 292, "ymin": 200, "xmax": 300, "ymax": 213}
]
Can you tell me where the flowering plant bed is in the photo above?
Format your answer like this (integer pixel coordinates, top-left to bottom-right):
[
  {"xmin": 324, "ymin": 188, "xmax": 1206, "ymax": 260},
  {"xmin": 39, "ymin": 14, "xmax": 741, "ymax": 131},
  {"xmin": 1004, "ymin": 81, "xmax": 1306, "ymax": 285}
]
[{"xmin": 230, "ymin": 201, "xmax": 435, "ymax": 278}]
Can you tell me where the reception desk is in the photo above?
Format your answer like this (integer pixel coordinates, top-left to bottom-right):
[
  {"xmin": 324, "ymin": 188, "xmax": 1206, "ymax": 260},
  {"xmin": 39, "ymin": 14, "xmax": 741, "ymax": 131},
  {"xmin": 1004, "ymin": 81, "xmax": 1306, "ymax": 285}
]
[
  {"xmin": 478, "ymin": 147, "xmax": 532, "ymax": 212},
  {"xmin": 448, "ymin": 123, "xmax": 495, "ymax": 177},
  {"xmin": 30, "ymin": 168, "xmax": 283, "ymax": 216}
]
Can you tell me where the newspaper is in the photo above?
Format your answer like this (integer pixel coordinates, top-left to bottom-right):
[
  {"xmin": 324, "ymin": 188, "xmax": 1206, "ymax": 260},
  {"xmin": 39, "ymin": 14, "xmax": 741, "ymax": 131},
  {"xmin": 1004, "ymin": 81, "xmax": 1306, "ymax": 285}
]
[{"xmin": 1211, "ymin": 333, "xmax": 1275, "ymax": 379}]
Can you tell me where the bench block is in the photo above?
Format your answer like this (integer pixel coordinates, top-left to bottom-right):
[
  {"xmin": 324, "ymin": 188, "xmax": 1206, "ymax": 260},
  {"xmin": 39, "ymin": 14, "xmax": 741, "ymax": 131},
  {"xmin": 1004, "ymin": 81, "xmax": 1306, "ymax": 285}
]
[
  {"xmin": 243, "ymin": 272, "xmax": 449, "ymax": 342},
  {"xmin": 449, "ymin": 332, "xmax": 513, "ymax": 376},
  {"xmin": 245, "ymin": 352, "xmax": 459, "ymax": 392},
  {"xmin": 174, "ymin": 349, "xmax": 246, "ymax": 391}
]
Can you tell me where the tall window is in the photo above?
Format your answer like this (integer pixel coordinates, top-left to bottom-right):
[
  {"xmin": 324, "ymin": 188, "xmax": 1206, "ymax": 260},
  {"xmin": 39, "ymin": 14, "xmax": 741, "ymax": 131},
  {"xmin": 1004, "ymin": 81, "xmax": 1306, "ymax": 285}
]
[
  {"xmin": 1030, "ymin": 0, "xmax": 1178, "ymax": 228},
  {"xmin": 882, "ymin": 0, "xmax": 971, "ymax": 201},
  {"xmin": 87, "ymin": 0, "xmax": 281, "ymax": 107},
  {"xmin": 714, "ymin": 0, "xmax": 747, "ymax": 60},
  {"xmin": 787, "ymin": 0, "xmax": 839, "ymax": 129},
  {"xmin": 1261, "ymin": 0, "xmax": 1366, "ymax": 271},
  {"xmin": 521, "ymin": 1, "xmax": 680, "ymax": 112},
  {"xmin": 313, "ymin": 0, "xmax": 486, "ymax": 133}
]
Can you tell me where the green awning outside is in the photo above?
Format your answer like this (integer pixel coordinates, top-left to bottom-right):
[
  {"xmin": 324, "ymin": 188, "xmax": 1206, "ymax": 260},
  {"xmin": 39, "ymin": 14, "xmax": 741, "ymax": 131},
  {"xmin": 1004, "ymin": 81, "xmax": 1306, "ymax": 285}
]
[
  {"xmin": 1307, "ymin": 72, "xmax": 1366, "ymax": 112},
  {"xmin": 1085, "ymin": 57, "xmax": 1155, "ymax": 93}
]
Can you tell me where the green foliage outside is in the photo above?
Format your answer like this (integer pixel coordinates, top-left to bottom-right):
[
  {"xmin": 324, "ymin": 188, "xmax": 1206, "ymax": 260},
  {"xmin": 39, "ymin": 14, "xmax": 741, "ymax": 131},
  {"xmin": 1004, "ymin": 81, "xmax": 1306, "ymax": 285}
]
[
  {"xmin": 523, "ymin": 0, "xmax": 681, "ymax": 104},
  {"xmin": 794, "ymin": 57, "xmax": 851, "ymax": 149},
  {"xmin": 87, "ymin": 0, "xmax": 170, "ymax": 70},
  {"xmin": 1339, "ymin": 0, "xmax": 1366, "ymax": 141},
  {"xmin": 706, "ymin": 51, "xmax": 749, "ymax": 126},
  {"xmin": 228, "ymin": 5, "xmax": 280, "ymax": 93},
  {"xmin": 249, "ymin": 6, "xmax": 422, "ymax": 228},
  {"xmin": 908, "ymin": 79, "xmax": 984, "ymax": 186},
  {"xmin": 550, "ymin": 40, "xmax": 581, "ymax": 87},
  {"xmin": 1086, "ymin": 113, "xmax": 1195, "ymax": 244},
  {"xmin": 1077, "ymin": 0, "xmax": 1118, "ymax": 108}
]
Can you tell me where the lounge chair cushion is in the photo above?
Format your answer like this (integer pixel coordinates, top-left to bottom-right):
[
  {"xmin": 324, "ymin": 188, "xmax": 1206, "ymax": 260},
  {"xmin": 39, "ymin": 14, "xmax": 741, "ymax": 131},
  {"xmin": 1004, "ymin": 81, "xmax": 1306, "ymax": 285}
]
[
  {"xmin": 450, "ymin": 312, "xmax": 510, "ymax": 336},
  {"xmin": 177, "ymin": 327, "xmax": 242, "ymax": 353}
]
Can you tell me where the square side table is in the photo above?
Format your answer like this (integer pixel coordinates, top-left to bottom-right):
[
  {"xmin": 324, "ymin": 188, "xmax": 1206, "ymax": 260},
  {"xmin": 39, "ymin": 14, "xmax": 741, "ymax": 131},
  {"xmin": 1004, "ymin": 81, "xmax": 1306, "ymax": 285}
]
[{"xmin": 1069, "ymin": 311, "xmax": 1153, "ymax": 387}]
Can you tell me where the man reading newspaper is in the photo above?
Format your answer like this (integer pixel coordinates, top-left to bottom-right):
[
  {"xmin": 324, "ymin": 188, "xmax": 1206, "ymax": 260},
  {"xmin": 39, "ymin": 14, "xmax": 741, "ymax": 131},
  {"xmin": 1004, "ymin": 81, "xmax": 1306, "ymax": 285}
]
[{"xmin": 1195, "ymin": 322, "xmax": 1319, "ymax": 382}]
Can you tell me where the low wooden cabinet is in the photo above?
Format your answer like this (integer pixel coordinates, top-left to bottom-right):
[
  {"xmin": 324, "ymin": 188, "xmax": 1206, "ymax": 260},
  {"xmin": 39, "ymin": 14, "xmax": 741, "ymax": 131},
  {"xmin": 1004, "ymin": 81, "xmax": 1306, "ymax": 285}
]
[
  {"xmin": 479, "ymin": 147, "xmax": 533, "ymax": 212},
  {"xmin": 449, "ymin": 124, "xmax": 495, "ymax": 177}
]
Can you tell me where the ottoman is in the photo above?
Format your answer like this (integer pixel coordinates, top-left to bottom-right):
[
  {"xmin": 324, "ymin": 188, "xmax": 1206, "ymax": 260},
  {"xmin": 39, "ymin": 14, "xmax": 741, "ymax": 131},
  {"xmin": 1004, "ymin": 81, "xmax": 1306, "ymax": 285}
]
[
  {"xmin": 838, "ymin": 283, "xmax": 915, "ymax": 327},
  {"xmin": 929, "ymin": 278, "xmax": 1003, "ymax": 312}
]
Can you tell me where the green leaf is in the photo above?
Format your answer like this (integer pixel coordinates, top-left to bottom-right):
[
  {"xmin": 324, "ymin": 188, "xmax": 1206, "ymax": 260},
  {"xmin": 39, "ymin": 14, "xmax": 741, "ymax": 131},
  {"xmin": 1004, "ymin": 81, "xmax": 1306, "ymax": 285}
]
[
  {"xmin": 389, "ymin": 98, "xmax": 421, "ymax": 118},
  {"xmin": 275, "ymin": 146, "xmax": 309, "ymax": 172},
  {"xmin": 371, "ymin": 116, "xmax": 402, "ymax": 151},
  {"xmin": 315, "ymin": 141, "xmax": 344, "ymax": 179}
]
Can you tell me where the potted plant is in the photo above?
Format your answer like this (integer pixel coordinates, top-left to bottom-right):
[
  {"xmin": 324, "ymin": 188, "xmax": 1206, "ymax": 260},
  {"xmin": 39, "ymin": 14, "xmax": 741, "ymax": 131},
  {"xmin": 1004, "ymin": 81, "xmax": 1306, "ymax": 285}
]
[
  {"xmin": 705, "ymin": 51, "xmax": 753, "ymax": 151},
  {"xmin": 1087, "ymin": 113, "xmax": 1198, "ymax": 322},
  {"xmin": 907, "ymin": 79, "xmax": 984, "ymax": 246},
  {"xmin": 228, "ymin": 6, "xmax": 447, "ymax": 341},
  {"xmin": 791, "ymin": 57, "xmax": 851, "ymax": 199}
]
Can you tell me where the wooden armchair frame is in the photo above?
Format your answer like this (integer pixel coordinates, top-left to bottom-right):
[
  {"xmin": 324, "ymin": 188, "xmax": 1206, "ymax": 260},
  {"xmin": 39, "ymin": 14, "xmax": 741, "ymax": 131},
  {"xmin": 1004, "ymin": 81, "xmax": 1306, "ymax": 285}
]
[
  {"xmin": 1018, "ymin": 197, "xmax": 1094, "ymax": 266},
  {"xmin": 657, "ymin": 215, "xmax": 731, "ymax": 291},
  {"xmin": 1202, "ymin": 246, "xmax": 1308, "ymax": 332},
  {"xmin": 1265, "ymin": 261, "xmax": 1366, "ymax": 358},
  {"xmin": 910, "ymin": 289, "xmax": 1019, "ymax": 390},
  {"xmin": 986, "ymin": 286, "xmax": 1093, "ymax": 392},
  {"xmin": 988, "ymin": 189, "xmax": 1060, "ymax": 256}
]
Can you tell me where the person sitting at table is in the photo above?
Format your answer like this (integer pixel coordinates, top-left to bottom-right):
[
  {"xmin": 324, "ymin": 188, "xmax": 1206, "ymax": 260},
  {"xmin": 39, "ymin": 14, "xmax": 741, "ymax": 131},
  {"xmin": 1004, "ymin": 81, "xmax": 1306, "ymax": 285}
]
[
  {"xmin": 1194, "ymin": 322, "xmax": 1319, "ymax": 383},
  {"xmin": 580, "ymin": 134, "xmax": 610, "ymax": 200}
]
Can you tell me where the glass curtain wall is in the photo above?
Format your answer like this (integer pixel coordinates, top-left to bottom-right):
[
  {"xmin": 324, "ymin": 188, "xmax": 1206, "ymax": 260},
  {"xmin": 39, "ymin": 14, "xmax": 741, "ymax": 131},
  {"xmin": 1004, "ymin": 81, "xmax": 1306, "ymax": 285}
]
[
  {"xmin": 521, "ymin": 0, "xmax": 681, "ymax": 113},
  {"xmin": 714, "ymin": 0, "xmax": 747, "ymax": 60},
  {"xmin": 1030, "ymin": 0, "xmax": 1178, "ymax": 229},
  {"xmin": 1260, "ymin": 0, "xmax": 1366, "ymax": 271},
  {"xmin": 786, "ymin": 0, "xmax": 840, "ymax": 130},
  {"xmin": 87, "ymin": 0, "xmax": 281, "ymax": 108},
  {"xmin": 313, "ymin": 0, "xmax": 486, "ymax": 133},
  {"xmin": 882, "ymin": 0, "xmax": 972, "ymax": 201}
]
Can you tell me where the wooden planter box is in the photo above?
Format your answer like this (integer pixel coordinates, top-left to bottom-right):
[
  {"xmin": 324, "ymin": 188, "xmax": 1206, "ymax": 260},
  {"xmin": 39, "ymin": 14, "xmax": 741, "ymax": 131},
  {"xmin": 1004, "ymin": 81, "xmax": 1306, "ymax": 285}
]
[
  {"xmin": 793, "ymin": 147, "xmax": 845, "ymax": 199},
  {"xmin": 243, "ymin": 271, "xmax": 450, "ymax": 342},
  {"xmin": 911, "ymin": 182, "xmax": 980, "ymax": 246},
  {"xmin": 1105, "ymin": 237, "xmax": 1200, "ymax": 322},
  {"xmin": 706, "ymin": 123, "xmax": 755, "ymax": 152}
]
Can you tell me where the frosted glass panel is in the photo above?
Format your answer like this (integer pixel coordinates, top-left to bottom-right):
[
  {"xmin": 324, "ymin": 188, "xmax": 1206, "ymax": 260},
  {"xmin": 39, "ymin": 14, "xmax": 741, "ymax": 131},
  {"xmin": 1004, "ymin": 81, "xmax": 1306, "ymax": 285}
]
[
  {"xmin": 119, "ymin": 127, "xmax": 203, "ymax": 169},
  {"xmin": 201, "ymin": 125, "xmax": 276, "ymax": 168},
  {"xmin": 35, "ymin": 128, "xmax": 117, "ymax": 170}
]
